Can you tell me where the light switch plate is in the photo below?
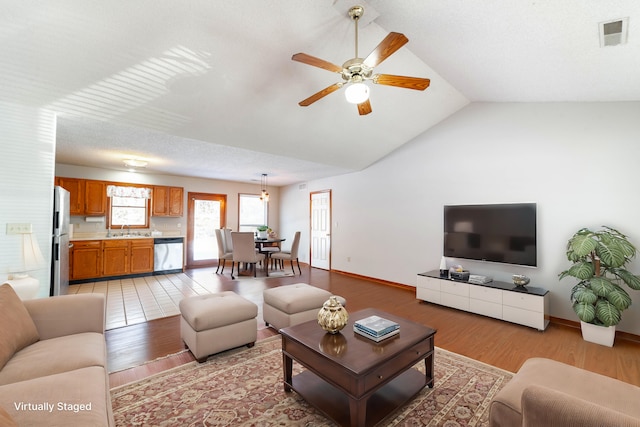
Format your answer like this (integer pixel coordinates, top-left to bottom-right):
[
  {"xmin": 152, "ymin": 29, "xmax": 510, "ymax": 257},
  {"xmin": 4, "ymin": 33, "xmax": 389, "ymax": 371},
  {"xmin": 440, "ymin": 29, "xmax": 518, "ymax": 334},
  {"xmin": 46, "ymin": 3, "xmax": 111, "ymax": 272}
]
[{"xmin": 6, "ymin": 223, "xmax": 33, "ymax": 234}]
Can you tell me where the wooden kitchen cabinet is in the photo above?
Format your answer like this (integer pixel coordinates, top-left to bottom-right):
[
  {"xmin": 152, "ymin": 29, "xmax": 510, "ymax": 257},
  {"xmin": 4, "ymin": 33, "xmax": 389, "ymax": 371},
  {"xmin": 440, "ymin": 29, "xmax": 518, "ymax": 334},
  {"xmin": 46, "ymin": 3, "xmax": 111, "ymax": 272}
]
[
  {"xmin": 129, "ymin": 239, "xmax": 154, "ymax": 273},
  {"xmin": 102, "ymin": 240, "xmax": 129, "ymax": 277},
  {"xmin": 57, "ymin": 177, "xmax": 107, "ymax": 216},
  {"xmin": 152, "ymin": 186, "xmax": 184, "ymax": 217},
  {"xmin": 70, "ymin": 240, "xmax": 102, "ymax": 280},
  {"xmin": 58, "ymin": 177, "xmax": 85, "ymax": 216},
  {"xmin": 71, "ymin": 238, "xmax": 155, "ymax": 282},
  {"xmin": 102, "ymin": 238, "xmax": 154, "ymax": 277},
  {"xmin": 84, "ymin": 180, "xmax": 107, "ymax": 215}
]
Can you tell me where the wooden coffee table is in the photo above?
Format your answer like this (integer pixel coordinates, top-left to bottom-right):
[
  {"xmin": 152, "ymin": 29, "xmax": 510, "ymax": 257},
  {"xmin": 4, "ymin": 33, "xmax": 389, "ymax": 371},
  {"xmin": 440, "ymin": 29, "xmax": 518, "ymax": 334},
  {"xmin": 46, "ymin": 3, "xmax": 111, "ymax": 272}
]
[{"xmin": 280, "ymin": 308, "xmax": 437, "ymax": 427}]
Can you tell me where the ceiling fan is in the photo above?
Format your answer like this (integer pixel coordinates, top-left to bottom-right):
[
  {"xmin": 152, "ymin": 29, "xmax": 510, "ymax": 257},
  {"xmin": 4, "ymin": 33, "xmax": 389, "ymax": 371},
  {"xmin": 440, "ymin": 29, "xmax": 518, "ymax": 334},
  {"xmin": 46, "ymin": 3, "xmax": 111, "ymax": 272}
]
[{"xmin": 292, "ymin": 5, "xmax": 431, "ymax": 116}]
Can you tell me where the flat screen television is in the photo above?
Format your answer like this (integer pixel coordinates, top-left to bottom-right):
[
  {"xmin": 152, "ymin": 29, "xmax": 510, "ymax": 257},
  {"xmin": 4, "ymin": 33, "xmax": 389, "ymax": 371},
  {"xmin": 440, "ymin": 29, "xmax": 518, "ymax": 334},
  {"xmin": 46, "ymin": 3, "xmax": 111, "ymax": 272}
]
[{"xmin": 443, "ymin": 203, "xmax": 537, "ymax": 267}]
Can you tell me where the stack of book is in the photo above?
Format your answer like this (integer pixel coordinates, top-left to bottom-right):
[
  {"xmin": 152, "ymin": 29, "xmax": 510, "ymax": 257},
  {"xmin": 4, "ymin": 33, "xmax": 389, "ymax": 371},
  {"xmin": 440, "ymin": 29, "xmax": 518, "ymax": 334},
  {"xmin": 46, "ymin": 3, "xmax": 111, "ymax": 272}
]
[{"xmin": 353, "ymin": 315, "xmax": 400, "ymax": 342}]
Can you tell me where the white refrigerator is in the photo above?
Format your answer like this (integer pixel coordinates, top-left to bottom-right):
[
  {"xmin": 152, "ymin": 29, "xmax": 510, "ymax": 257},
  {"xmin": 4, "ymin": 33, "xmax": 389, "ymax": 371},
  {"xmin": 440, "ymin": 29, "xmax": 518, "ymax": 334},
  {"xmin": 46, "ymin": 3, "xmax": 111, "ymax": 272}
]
[{"xmin": 51, "ymin": 186, "xmax": 70, "ymax": 296}]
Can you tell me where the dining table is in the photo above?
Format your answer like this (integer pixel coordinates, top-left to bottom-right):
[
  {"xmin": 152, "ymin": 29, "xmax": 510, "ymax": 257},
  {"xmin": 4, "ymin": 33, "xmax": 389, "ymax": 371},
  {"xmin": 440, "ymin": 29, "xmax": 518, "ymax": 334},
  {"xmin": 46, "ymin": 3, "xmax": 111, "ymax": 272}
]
[{"xmin": 255, "ymin": 237, "xmax": 286, "ymax": 270}]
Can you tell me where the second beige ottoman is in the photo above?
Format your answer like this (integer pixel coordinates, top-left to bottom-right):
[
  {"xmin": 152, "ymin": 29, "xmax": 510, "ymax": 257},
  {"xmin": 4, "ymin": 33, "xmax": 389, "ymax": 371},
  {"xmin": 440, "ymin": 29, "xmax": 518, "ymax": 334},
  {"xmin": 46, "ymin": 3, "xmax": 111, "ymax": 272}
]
[
  {"xmin": 179, "ymin": 291, "xmax": 258, "ymax": 362},
  {"xmin": 263, "ymin": 283, "xmax": 346, "ymax": 331}
]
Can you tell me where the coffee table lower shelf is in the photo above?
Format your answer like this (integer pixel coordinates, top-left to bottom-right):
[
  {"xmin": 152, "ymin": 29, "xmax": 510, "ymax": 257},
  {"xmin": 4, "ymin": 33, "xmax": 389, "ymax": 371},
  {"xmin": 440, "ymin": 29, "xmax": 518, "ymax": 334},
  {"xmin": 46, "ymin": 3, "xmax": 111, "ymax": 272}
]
[{"xmin": 287, "ymin": 366, "xmax": 428, "ymax": 427}]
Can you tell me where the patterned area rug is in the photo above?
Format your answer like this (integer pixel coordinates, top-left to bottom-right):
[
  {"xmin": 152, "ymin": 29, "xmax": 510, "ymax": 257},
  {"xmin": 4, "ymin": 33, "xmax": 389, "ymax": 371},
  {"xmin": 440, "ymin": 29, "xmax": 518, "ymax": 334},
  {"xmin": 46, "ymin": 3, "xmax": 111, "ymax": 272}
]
[{"xmin": 111, "ymin": 337, "xmax": 512, "ymax": 426}]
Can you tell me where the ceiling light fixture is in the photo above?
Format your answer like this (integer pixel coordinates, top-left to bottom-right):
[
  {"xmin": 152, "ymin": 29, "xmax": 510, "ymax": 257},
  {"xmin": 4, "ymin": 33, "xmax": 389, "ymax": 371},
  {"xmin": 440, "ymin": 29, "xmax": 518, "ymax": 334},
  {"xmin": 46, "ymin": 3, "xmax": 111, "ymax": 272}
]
[
  {"xmin": 345, "ymin": 81, "xmax": 370, "ymax": 104},
  {"xmin": 123, "ymin": 159, "xmax": 148, "ymax": 168},
  {"xmin": 260, "ymin": 173, "xmax": 270, "ymax": 203}
]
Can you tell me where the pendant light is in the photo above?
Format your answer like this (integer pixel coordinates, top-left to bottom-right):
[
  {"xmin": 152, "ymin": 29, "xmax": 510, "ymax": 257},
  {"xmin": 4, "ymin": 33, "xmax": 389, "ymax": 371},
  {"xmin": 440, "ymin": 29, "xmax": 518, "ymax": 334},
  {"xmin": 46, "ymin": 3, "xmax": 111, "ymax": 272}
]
[{"xmin": 260, "ymin": 173, "xmax": 270, "ymax": 202}]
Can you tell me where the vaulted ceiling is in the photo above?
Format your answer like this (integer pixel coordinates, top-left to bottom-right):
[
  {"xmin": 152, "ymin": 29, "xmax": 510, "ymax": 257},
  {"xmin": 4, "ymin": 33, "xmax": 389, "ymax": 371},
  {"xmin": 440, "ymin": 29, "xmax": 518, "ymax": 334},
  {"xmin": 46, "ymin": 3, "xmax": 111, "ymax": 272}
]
[{"xmin": 2, "ymin": 1, "xmax": 638, "ymax": 185}]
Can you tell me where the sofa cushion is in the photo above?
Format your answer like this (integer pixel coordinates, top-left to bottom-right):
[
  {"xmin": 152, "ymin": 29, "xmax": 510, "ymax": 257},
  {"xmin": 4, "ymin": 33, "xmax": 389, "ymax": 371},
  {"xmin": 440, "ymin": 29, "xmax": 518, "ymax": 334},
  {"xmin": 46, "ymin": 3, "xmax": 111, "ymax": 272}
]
[
  {"xmin": 0, "ymin": 332, "xmax": 106, "ymax": 386},
  {"xmin": 0, "ymin": 366, "xmax": 111, "ymax": 426},
  {"xmin": 522, "ymin": 385, "xmax": 640, "ymax": 427},
  {"xmin": 0, "ymin": 284, "xmax": 39, "ymax": 370}
]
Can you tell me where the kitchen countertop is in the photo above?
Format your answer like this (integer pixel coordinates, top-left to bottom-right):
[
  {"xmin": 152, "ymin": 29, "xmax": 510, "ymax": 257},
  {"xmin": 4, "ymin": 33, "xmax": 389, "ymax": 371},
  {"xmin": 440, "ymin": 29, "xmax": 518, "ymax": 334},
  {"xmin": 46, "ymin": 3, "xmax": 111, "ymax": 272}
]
[{"xmin": 70, "ymin": 232, "xmax": 183, "ymax": 241}]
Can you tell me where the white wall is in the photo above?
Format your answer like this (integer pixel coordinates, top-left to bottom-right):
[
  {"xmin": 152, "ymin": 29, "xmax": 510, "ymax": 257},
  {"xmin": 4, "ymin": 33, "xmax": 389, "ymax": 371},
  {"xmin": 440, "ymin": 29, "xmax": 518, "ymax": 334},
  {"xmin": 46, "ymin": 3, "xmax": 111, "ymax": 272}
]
[
  {"xmin": 281, "ymin": 102, "xmax": 640, "ymax": 335},
  {"xmin": 0, "ymin": 102, "xmax": 56, "ymax": 298}
]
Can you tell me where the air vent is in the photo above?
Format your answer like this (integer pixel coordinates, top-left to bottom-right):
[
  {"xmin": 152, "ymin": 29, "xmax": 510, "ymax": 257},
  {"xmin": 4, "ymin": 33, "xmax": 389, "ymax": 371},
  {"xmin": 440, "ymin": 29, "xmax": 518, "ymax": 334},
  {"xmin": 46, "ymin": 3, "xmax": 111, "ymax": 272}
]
[{"xmin": 599, "ymin": 18, "xmax": 629, "ymax": 47}]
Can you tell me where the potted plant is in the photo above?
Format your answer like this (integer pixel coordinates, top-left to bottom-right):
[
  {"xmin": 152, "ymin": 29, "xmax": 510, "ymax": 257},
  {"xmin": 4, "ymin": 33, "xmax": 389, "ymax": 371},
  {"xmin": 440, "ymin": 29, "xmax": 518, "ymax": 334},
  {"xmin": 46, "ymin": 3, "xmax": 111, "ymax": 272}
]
[
  {"xmin": 256, "ymin": 225, "xmax": 269, "ymax": 239},
  {"xmin": 559, "ymin": 226, "xmax": 640, "ymax": 346}
]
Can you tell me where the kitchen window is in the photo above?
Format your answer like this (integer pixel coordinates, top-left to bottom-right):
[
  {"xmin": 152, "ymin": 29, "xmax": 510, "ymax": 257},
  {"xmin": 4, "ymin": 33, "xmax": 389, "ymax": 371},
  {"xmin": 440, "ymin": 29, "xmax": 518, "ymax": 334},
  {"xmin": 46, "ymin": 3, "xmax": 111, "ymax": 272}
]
[{"xmin": 108, "ymin": 185, "xmax": 151, "ymax": 228}]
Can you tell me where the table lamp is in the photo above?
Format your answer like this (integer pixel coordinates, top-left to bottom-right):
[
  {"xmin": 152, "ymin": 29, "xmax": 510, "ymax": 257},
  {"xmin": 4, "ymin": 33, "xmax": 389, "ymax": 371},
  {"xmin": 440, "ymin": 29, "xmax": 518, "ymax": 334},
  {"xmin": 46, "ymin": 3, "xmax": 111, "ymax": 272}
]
[{"xmin": 5, "ymin": 232, "xmax": 45, "ymax": 299}]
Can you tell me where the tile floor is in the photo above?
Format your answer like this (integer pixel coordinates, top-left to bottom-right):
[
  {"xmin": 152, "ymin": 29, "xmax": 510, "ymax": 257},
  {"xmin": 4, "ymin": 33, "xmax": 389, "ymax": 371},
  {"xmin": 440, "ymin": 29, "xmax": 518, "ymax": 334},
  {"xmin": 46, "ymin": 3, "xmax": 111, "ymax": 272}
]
[{"xmin": 69, "ymin": 272, "xmax": 232, "ymax": 330}]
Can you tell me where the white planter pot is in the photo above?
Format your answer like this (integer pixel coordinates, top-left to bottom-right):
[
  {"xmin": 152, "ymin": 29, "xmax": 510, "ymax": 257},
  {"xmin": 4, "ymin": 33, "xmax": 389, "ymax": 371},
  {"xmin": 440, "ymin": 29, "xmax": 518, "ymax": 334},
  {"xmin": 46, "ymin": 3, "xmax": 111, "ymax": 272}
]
[
  {"xmin": 580, "ymin": 321, "xmax": 616, "ymax": 347},
  {"xmin": 257, "ymin": 231, "xmax": 268, "ymax": 239}
]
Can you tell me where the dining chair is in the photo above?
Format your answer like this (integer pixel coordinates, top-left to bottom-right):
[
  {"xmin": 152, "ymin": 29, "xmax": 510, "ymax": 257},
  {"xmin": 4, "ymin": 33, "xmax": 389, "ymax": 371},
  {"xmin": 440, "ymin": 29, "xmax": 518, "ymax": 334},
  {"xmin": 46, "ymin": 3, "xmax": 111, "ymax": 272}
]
[
  {"xmin": 223, "ymin": 228, "xmax": 233, "ymax": 252},
  {"xmin": 271, "ymin": 231, "xmax": 301, "ymax": 275},
  {"xmin": 230, "ymin": 232, "xmax": 267, "ymax": 279},
  {"xmin": 214, "ymin": 229, "xmax": 233, "ymax": 274},
  {"xmin": 259, "ymin": 241, "xmax": 281, "ymax": 270}
]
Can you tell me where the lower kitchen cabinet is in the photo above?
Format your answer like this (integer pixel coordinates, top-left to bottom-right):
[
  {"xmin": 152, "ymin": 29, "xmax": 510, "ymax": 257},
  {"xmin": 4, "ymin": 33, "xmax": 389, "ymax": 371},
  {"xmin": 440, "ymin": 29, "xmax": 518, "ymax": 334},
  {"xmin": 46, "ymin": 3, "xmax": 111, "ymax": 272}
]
[
  {"xmin": 129, "ymin": 239, "xmax": 154, "ymax": 274},
  {"xmin": 103, "ymin": 240, "xmax": 129, "ymax": 277},
  {"xmin": 70, "ymin": 240, "xmax": 102, "ymax": 280},
  {"xmin": 71, "ymin": 238, "xmax": 154, "ymax": 281}
]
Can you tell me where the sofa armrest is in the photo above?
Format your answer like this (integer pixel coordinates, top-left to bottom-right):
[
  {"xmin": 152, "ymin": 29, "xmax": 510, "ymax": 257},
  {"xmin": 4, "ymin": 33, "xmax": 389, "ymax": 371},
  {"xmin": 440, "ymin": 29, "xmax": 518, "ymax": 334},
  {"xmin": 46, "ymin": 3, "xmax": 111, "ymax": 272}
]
[
  {"xmin": 23, "ymin": 294, "xmax": 105, "ymax": 340},
  {"xmin": 522, "ymin": 385, "xmax": 640, "ymax": 427}
]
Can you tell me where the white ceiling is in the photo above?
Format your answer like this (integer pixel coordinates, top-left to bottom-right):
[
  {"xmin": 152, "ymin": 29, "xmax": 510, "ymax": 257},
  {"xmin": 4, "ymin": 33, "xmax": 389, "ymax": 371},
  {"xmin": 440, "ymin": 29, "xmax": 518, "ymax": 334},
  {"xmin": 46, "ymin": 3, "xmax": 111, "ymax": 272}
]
[{"xmin": 2, "ymin": 1, "xmax": 639, "ymax": 186}]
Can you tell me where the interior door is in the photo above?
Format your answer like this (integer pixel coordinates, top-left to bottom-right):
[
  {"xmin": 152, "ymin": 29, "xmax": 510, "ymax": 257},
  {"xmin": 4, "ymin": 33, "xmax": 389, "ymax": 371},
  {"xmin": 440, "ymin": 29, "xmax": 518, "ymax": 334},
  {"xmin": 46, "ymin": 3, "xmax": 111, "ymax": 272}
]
[
  {"xmin": 186, "ymin": 192, "xmax": 226, "ymax": 268},
  {"xmin": 310, "ymin": 190, "xmax": 331, "ymax": 270}
]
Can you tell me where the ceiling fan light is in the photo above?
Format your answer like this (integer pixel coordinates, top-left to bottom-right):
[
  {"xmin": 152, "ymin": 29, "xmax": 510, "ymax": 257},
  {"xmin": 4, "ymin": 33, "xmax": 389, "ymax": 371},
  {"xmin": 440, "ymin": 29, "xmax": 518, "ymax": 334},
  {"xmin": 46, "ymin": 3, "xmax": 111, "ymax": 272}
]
[{"xmin": 344, "ymin": 82, "xmax": 370, "ymax": 104}]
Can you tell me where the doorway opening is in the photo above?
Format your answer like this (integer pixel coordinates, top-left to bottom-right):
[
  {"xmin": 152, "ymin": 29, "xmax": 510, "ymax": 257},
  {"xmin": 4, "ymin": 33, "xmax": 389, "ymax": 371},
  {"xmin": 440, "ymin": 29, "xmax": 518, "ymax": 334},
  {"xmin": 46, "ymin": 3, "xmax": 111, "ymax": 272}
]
[{"xmin": 186, "ymin": 192, "xmax": 226, "ymax": 268}]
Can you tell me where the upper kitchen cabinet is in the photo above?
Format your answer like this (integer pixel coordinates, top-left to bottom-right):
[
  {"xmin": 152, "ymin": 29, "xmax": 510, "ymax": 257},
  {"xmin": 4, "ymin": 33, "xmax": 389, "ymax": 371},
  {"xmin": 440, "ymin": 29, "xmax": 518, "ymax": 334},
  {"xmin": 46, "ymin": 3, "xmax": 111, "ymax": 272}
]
[
  {"xmin": 57, "ymin": 178, "xmax": 107, "ymax": 216},
  {"xmin": 152, "ymin": 186, "xmax": 184, "ymax": 217},
  {"xmin": 58, "ymin": 177, "xmax": 84, "ymax": 215},
  {"xmin": 85, "ymin": 180, "xmax": 107, "ymax": 215}
]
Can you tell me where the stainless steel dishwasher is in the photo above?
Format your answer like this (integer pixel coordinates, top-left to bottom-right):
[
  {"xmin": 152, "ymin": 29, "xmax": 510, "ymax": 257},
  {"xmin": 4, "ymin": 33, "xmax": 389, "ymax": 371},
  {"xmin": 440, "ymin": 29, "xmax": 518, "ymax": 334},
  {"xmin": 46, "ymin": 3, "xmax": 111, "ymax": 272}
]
[{"xmin": 153, "ymin": 237, "xmax": 184, "ymax": 274}]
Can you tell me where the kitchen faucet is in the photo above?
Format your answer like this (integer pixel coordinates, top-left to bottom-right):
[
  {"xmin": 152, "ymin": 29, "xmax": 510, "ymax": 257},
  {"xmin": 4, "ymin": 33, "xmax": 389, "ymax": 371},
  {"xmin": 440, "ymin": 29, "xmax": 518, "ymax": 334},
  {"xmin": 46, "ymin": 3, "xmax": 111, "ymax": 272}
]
[{"xmin": 121, "ymin": 224, "xmax": 130, "ymax": 236}]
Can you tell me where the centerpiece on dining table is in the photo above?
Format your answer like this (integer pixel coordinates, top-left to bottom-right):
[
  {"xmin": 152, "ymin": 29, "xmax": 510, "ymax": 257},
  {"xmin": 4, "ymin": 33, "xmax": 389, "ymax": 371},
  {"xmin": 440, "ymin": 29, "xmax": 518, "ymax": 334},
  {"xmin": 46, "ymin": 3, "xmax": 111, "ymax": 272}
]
[{"xmin": 256, "ymin": 225, "xmax": 269, "ymax": 239}]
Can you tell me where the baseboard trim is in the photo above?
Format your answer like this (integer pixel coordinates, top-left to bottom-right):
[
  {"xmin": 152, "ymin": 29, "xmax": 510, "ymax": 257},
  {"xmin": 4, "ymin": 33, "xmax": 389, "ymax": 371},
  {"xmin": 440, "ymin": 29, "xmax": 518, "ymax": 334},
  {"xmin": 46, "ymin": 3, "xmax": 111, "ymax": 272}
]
[{"xmin": 331, "ymin": 269, "xmax": 416, "ymax": 292}]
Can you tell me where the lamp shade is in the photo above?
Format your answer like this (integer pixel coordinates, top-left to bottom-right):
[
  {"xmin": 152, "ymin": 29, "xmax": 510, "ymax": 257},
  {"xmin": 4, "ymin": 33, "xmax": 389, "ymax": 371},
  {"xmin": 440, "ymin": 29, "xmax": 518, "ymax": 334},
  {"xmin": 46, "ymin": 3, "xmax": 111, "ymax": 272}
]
[
  {"xmin": 17, "ymin": 233, "xmax": 45, "ymax": 275},
  {"xmin": 344, "ymin": 82, "xmax": 370, "ymax": 104}
]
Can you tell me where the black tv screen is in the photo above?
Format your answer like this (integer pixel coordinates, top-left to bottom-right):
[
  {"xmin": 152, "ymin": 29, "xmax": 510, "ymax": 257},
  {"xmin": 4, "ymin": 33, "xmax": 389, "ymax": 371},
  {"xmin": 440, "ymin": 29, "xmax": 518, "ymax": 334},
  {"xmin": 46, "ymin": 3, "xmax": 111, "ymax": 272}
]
[{"xmin": 444, "ymin": 203, "xmax": 537, "ymax": 267}]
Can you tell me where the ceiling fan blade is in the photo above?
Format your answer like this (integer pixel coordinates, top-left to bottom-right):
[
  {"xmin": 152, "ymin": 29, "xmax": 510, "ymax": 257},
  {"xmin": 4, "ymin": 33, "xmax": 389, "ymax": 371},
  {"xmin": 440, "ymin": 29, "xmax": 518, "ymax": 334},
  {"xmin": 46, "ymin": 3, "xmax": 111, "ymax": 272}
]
[
  {"xmin": 292, "ymin": 53, "xmax": 343, "ymax": 73},
  {"xmin": 298, "ymin": 83, "xmax": 343, "ymax": 107},
  {"xmin": 363, "ymin": 32, "xmax": 409, "ymax": 68},
  {"xmin": 373, "ymin": 74, "xmax": 431, "ymax": 91},
  {"xmin": 357, "ymin": 99, "xmax": 372, "ymax": 115}
]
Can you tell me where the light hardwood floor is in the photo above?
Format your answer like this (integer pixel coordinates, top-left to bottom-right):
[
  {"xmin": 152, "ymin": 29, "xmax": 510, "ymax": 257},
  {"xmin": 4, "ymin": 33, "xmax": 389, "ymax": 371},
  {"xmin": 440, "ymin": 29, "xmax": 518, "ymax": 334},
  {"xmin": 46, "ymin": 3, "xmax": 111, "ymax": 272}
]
[{"xmin": 108, "ymin": 265, "xmax": 640, "ymax": 388}]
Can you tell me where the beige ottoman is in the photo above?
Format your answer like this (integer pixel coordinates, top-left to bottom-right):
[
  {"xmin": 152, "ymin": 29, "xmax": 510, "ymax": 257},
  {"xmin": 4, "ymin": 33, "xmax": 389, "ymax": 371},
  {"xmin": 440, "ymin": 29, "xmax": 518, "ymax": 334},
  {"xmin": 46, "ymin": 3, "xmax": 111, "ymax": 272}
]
[
  {"xmin": 263, "ymin": 283, "xmax": 346, "ymax": 331},
  {"xmin": 179, "ymin": 291, "xmax": 258, "ymax": 362}
]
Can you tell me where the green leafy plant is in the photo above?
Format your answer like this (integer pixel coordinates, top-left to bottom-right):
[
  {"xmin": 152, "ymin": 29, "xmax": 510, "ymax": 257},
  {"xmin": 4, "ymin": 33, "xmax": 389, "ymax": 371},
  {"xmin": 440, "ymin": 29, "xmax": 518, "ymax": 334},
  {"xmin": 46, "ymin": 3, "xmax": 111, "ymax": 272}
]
[
  {"xmin": 559, "ymin": 226, "xmax": 640, "ymax": 327},
  {"xmin": 257, "ymin": 225, "xmax": 269, "ymax": 232}
]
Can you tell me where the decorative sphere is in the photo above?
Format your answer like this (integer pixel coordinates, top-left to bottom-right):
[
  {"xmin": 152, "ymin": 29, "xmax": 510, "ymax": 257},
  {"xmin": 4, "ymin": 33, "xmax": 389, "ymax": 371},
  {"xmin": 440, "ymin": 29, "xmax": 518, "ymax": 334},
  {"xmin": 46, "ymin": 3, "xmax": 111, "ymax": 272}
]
[
  {"xmin": 317, "ymin": 296, "xmax": 349, "ymax": 334},
  {"xmin": 512, "ymin": 275, "xmax": 530, "ymax": 286}
]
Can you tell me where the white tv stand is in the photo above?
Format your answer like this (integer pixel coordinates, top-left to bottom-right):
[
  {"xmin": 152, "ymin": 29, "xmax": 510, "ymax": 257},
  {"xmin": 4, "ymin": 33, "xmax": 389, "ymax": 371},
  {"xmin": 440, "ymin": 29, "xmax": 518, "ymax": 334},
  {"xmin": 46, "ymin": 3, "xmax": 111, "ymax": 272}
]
[{"xmin": 417, "ymin": 270, "xmax": 549, "ymax": 331}]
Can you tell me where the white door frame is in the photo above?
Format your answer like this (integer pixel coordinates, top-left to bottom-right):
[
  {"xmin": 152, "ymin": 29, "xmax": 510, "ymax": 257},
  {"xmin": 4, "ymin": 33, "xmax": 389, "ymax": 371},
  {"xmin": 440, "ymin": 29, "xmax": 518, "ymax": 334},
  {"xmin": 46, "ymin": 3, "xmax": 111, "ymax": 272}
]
[{"xmin": 310, "ymin": 190, "xmax": 331, "ymax": 270}]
